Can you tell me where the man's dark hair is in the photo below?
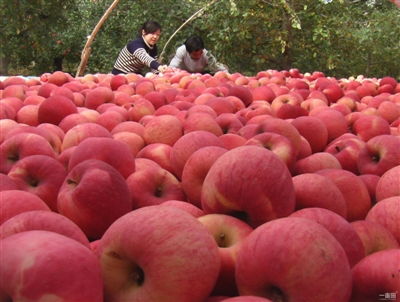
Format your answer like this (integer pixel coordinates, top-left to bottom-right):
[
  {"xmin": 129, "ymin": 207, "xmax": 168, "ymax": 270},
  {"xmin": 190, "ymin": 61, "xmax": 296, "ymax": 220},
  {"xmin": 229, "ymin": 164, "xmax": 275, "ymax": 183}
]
[
  {"xmin": 184, "ymin": 35, "xmax": 205, "ymax": 53},
  {"xmin": 140, "ymin": 20, "xmax": 162, "ymax": 35}
]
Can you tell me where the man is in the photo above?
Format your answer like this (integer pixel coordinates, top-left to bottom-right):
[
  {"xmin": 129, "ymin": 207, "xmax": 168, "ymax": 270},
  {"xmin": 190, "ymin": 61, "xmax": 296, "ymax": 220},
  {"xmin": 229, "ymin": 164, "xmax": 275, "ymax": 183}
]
[{"xmin": 169, "ymin": 35, "xmax": 228, "ymax": 74}]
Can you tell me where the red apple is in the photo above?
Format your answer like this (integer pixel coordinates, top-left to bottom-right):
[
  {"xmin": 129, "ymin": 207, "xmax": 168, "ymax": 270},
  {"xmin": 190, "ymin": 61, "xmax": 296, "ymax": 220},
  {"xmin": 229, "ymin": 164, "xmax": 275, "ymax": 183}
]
[
  {"xmin": 198, "ymin": 214, "xmax": 253, "ymax": 296},
  {"xmin": 365, "ymin": 196, "xmax": 400, "ymax": 244},
  {"xmin": 49, "ymin": 86, "xmax": 74, "ymax": 102},
  {"xmin": 98, "ymin": 205, "xmax": 221, "ymax": 302},
  {"xmin": 352, "ymin": 114, "xmax": 391, "ymax": 142},
  {"xmin": 61, "ymin": 122, "xmax": 112, "ymax": 151},
  {"xmin": 357, "ymin": 134, "xmax": 400, "ymax": 176},
  {"xmin": 0, "ymin": 119, "xmax": 18, "ymax": 144},
  {"xmin": 0, "ymin": 173, "xmax": 18, "ymax": 191},
  {"xmin": 57, "ymin": 159, "xmax": 132, "ymax": 240},
  {"xmin": 377, "ymin": 100, "xmax": 400, "ymax": 124},
  {"xmin": 0, "ymin": 230, "xmax": 103, "ymax": 301},
  {"xmin": 289, "ymin": 207, "xmax": 365, "ymax": 267},
  {"xmin": 228, "ymin": 85, "xmax": 253, "ymax": 106},
  {"xmin": 2, "ymin": 85, "xmax": 26, "ymax": 101},
  {"xmin": 0, "ymin": 190, "xmax": 50, "ymax": 225},
  {"xmin": 37, "ymin": 122, "xmax": 65, "ymax": 143},
  {"xmin": 208, "ymin": 297, "xmax": 273, "ymax": 302},
  {"xmin": 16, "ymin": 104, "xmax": 39, "ymax": 126},
  {"xmin": 336, "ymin": 96, "xmax": 357, "ymax": 112},
  {"xmin": 136, "ymin": 143, "xmax": 174, "ymax": 174},
  {"xmin": 235, "ymin": 217, "xmax": 352, "ymax": 302},
  {"xmin": 4, "ymin": 124, "xmax": 62, "ymax": 155},
  {"xmin": 58, "ymin": 113, "xmax": 90, "ymax": 133},
  {"xmin": 0, "ymin": 210, "xmax": 90, "ymax": 248},
  {"xmin": 84, "ymin": 86, "xmax": 114, "ymax": 109},
  {"xmin": 37, "ymin": 94, "xmax": 77, "ymax": 125},
  {"xmin": 375, "ymin": 165, "xmax": 400, "ymax": 202},
  {"xmin": 112, "ymin": 131, "xmax": 145, "ymax": 157},
  {"xmin": 77, "ymin": 107, "xmax": 100, "ymax": 122},
  {"xmin": 270, "ymin": 93, "xmax": 306, "ymax": 119},
  {"xmin": 358, "ymin": 173, "xmax": 380, "ymax": 204},
  {"xmin": 183, "ymin": 112, "xmax": 223, "ymax": 136},
  {"xmin": 294, "ymin": 152, "xmax": 342, "ymax": 175},
  {"xmin": 291, "ymin": 116, "xmax": 329, "ymax": 153},
  {"xmin": 161, "ymin": 200, "xmax": 205, "ymax": 218},
  {"xmin": 201, "ymin": 145, "xmax": 295, "ymax": 227},
  {"xmin": 0, "ymin": 132, "xmax": 56, "ymax": 174},
  {"xmin": 154, "ymin": 104, "xmax": 180, "ymax": 116},
  {"xmin": 96, "ymin": 110, "xmax": 127, "ymax": 132},
  {"xmin": 143, "ymin": 114, "xmax": 183, "ymax": 146},
  {"xmin": 126, "ymin": 164, "xmax": 185, "ymax": 208},
  {"xmin": 219, "ymin": 133, "xmax": 247, "ymax": 150},
  {"xmin": 181, "ymin": 146, "xmax": 228, "ymax": 207},
  {"xmin": 292, "ymin": 173, "xmax": 348, "ymax": 218},
  {"xmin": 68, "ymin": 136, "xmax": 135, "ymax": 178},
  {"xmin": 110, "ymin": 74, "xmax": 128, "ymax": 90},
  {"xmin": 205, "ymin": 96, "xmax": 236, "ymax": 115},
  {"xmin": 47, "ymin": 71, "xmax": 70, "ymax": 86},
  {"xmin": 321, "ymin": 83, "xmax": 344, "ymax": 103},
  {"xmin": 251, "ymin": 85, "xmax": 275, "ymax": 102},
  {"xmin": 170, "ymin": 130, "xmax": 223, "ymax": 179},
  {"xmin": 244, "ymin": 132, "xmax": 297, "ymax": 171},
  {"xmin": 110, "ymin": 120, "xmax": 145, "ymax": 137},
  {"xmin": 316, "ymin": 168, "xmax": 372, "ymax": 221},
  {"xmin": 7, "ymin": 154, "xmax": 66, "ymax": 211},
  {"xmin": 324, "ymin": 133, "xmax": 366, "ymax": 174},
  {"xmin": 215, "ymin": 113, "xmax": 244, "ymax": 134},
  {"xmin": 125, "ymin": 96, "xmax": 156, "ymax": 121},
  {"xmin": 251, "ymin": 117, "xmax": 303, "ymax": 154},
  {"xmin": 351, "ymin": 220, "xmax": 399, "ymax": 256},
  {"xmin": 351, "ymin": 249, "xmax": 400, "ymax": 302},
  {"xmin": 37, "ymin": 82, "xmax": 58, "ymax": 97},
  {"xmin": 310, "ymin": 107, "xmax": 348, "ymax": 142}
]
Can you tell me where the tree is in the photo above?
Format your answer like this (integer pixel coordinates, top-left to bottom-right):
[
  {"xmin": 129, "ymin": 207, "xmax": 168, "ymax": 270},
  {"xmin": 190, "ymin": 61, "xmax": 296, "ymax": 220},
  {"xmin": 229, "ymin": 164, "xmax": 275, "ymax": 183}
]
[
  {"xmin": 1, "ymin": 0, "xmax": 399, "ymax": 79},
  {"xmin": 0, "ymin": 0, "xmax": 80, "ymax": 75}
]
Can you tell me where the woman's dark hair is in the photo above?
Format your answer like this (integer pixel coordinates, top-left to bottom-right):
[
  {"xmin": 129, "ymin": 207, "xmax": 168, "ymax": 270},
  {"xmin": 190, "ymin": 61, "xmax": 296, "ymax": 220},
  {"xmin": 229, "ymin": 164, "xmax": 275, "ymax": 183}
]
[
  {"xmin": 140, "ymin": 20, "xmax": 162, "ymax": 35},
  {"xmin": 184, "ymin": 35, "xmax": 204, "ymax": 53}
]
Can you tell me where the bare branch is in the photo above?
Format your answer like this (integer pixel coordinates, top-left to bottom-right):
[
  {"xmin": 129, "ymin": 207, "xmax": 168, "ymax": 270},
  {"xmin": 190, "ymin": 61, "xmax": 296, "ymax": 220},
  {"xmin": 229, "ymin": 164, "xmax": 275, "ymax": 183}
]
[
  {"xmin": 75, "ymin": 0, "xmax": 121, "ymax": 77},
  {"xmin": 158, "ymin": 0, "xmax": 220, "ymax": 63}
]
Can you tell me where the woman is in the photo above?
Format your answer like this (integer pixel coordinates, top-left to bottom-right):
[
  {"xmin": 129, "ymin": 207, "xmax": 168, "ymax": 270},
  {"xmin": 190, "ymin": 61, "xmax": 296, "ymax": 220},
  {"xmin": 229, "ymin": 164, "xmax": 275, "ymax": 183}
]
[{"xmin": 112, "ymin": 21, "xmax": 168, "ymax": 75}]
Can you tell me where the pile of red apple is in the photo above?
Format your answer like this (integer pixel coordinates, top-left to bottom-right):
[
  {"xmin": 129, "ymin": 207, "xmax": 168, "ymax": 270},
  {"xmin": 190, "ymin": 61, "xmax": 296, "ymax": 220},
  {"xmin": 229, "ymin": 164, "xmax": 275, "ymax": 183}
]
[{"xmin": 0, "ymin": 68, "xmax": 399, "ymax": 302}]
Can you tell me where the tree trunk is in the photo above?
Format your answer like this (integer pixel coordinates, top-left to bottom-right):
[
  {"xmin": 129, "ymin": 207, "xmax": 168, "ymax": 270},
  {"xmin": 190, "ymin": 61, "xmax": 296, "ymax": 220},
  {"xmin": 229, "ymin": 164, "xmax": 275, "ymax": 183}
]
[
  {"xmin": 0, "ymin": 57, "xmax": 9, "ymax": 75},
  {"xmin": 53, "ymin": 57, "xmax": 63, "ymax": 71}
]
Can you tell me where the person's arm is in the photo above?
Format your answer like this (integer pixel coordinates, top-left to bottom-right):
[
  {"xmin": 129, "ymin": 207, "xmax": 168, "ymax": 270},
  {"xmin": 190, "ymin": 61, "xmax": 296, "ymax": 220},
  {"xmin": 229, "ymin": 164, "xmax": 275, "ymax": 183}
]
[
  {"xmin": 131, "ymin": 48, "xmax": 160, "ymax": 70},
  {"xmin": 205, "ymin": 50, "xmax": 229, "ymax": 74},
  {"xmin": 169, "ymin": 45, "xmax": 186, "ymax": 69},
  {"xmin": 127, "ymin": 42, "xmax": 166, "ymax": 73}
]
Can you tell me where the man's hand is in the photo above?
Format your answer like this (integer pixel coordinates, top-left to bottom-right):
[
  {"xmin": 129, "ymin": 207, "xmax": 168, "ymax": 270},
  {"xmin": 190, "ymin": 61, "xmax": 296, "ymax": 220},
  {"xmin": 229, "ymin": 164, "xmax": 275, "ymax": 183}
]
[{"xmin": 157, "ymin": 65, "xmax": 168, "ymax": 73}]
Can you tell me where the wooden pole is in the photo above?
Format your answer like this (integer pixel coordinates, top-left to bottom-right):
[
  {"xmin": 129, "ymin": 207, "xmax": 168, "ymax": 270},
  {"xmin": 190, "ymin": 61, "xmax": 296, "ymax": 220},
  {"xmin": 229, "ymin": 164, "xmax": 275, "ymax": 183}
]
[
  {"xmin": 75, "ymin": 0, "xmax": 121, "ymax": 78},
  {"xmin": 158, "ymin": 0, "xmax": 220, "ymax": 63}
]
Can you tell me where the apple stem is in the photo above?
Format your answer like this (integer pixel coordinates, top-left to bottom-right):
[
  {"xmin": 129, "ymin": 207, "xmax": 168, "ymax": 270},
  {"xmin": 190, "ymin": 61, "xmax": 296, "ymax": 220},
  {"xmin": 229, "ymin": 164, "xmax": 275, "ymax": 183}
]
[
  {"xmin": 372, "ymin": 154, "xmax": 380, "ymax": 163},
  {"xmin": 154, "ymin": 185, "xmax": 163, "ymax": 197},
  {"xmin": 27, "ymin": 176, "xmax": 40, "ymax": 187},
  {"xmin": 7, "ymin": 152, "xmax": 19, "ymax": 162},
  {"xmin": 66, "ymin": 178, "xmax": 78, "ymax": 186},
  {"xmin": 266, "ymin": 285, "xmax": 287, "ymax": 302},
  {"xmin": 131, "ymin": 266, "xmax": 145, "ymax": 286},
  {"xmin": 218, "ymin": 233, "xmax": 228, "ymax": 248}
]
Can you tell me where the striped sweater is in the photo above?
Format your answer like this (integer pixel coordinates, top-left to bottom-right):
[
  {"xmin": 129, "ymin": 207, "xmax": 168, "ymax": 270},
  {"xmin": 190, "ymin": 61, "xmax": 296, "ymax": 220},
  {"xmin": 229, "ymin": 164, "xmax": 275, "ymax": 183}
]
[{"xmin": 113, "ymin": 37, "xmax": 160, "ymax": 74}]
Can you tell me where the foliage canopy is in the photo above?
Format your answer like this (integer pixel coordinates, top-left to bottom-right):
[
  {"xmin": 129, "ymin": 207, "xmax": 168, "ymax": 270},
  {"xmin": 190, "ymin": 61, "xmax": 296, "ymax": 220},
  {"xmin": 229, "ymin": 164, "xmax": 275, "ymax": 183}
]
[{"xmin": 1, "ymin": 0, "xmax": 399, "ymax": 79}]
